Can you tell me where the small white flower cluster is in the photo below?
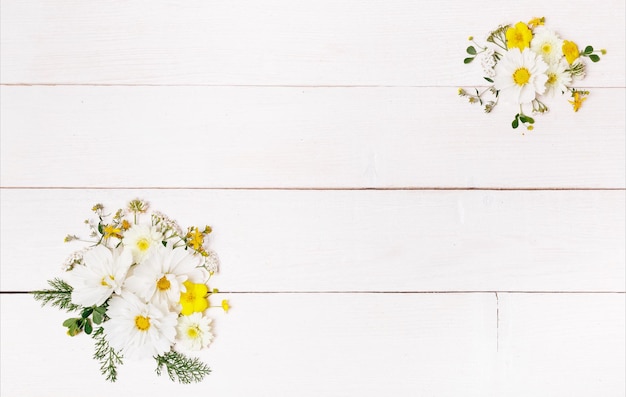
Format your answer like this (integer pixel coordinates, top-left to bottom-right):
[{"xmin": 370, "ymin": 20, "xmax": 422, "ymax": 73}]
[
  {"xmin": 462, "ymin": 17, "xmax": 605, "ymax": 129},
  {"xmin": 480, "ymin": 48, "xmax": 496, "ymax": 78}
]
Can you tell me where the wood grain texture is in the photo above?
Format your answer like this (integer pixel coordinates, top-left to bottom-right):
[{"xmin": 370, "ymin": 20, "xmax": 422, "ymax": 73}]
[
  {"xmin": 2, "ymin": 189, "xmax": 623, "ymax": 292},
  {"xmin": 1, "ymin": 293, "xmax": 497, "ymax": 396},
  {"xmin": 3, "ymin": 293, "xmax": 623, "ymax": 396},
  {"xmin": 1, "ymin": 0, "xmax": 624, "ymax": 395},
  {"xmin": 1, "ymin": 0, "xmax": 624, "ymax": 86},
  {"xmin": 496, "ymin": 293, "xmax": 626, "ymax": 396},
  {"xmin": 2, "ymin": 86, "xmax": 624, "ymax": 189}
]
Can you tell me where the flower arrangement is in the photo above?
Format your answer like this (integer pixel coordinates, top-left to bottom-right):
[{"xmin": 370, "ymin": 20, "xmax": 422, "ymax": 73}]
[
  {"xmin": 33, "ymin": 199, "xmax": 228, "ymax": 384},
  {"xmin": 459, "ymin": 17, "xmax": 605, "ymax": 130}
]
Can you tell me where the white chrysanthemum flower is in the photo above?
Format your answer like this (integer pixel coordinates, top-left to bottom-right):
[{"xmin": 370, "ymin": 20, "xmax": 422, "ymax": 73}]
[
  {"xmin": 69, "ymin": 245, "xmax": 133, "ymax": 307},
  {"xmin": 543, "ymin": 59, "xmax": 572, "ymax": 97},
  {"xmin": 103, "ymin": 292, "xmax": 177, "ymax": 359},
  {"xmin": 175, "ymin": 313, "xmax": 213, "ymax": 351},
  {"xmin": 494, "ymin": 48, "xmax": 548, "ymax": 104},
  {"xmin": 124, "ymin": 245, "xmax": 207, "ymax": 310},
  {"xmin": 530, "ymin": 27, "xmax": 564, "ymax": 65},
  {"xmin": 122, "ymin": 224, "xmax": 163, "ymax": 263}
]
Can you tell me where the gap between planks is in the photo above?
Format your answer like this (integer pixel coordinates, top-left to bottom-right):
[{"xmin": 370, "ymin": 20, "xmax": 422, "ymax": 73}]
[
  {"xmin": 3, "ymin": 291, "xmax": 624, "ymax": 294},
  {"xmin": 2, "ymin": 83, "xmax": 625, "ymax": 89},
  {"xmin": 1, "ymin": 187, "xmax": 624, "ymax": 191}
]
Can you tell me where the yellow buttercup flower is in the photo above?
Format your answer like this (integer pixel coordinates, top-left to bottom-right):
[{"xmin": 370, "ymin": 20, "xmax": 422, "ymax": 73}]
[
  {"xmin": 221, "ymin": 299, "xmax": 230, "ymax": 313},
  {"xmin": 506, "ymin": 22, "xmax": 532, "ymax": 50},
  {"xmin": 562, "ymin": 40, "xmax": 580, "ymax": 64},
  {"xmin": 187, "ymin": 227, "xmax": 204, "ymax": 250},
  {"xmin": 569, "ymin": 92, "xmax": 587, "ymax": 112},
  {"xmin": 103, "ymin": 224, "xmax": 122, "ymax": 239},
  {"xmin": 180, "ymin": 281, "xmax": 209, "ymax": 315}
]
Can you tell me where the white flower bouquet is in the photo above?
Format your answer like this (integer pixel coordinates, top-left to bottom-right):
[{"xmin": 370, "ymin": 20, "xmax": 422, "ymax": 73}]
[
  {"xmin": 459, "ymin": 17, "xmax": 605, "ymax": 130},
  {"xmin": 33, "ymin": 199, "xmax": 228, "ymax": 384}
]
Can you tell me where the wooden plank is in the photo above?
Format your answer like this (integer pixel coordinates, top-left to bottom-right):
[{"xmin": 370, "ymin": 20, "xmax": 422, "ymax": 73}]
[
  {"xmin": 1, "ymin": 0, "xmax": 623, "ymax": 86},
  {"xmin": 0, "ymin": 292, "xmax": 496, "ymax": 396},
  {"xmin": 496, "ymin": 293, "xmax": 626, "ymax": 396},
  {"xmin": 2, "ymin": 189, "xmax": 623, "ymax": 292},
  {"xmin": 2, "ymin": 86, "xmax": 624, "ymax": 189}
]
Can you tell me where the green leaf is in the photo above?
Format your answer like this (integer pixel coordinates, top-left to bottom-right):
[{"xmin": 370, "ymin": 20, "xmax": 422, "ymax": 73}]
[
  {"xmin": 589, "ymin": 54, "xmax": 600, "ymax": 62},
  {"xmin": 63, "ymin": 318, "xmax": 77, "ymax": 327},
  {"xmin": 484, "ymin": 77, "xmax": 494, "ymax": 83},
  {"xmin": 584, "ymin": 45, "xmax": 593, "ymax": 54},
  {"xmin": 466, "ymin": 46, "xmax": 477, "ymax": 55},
  {"xmin": 519, "ymin": 115, "xmax": 534, "ymax": 124},
  {"xmin": 84, "ymin": 319, "xmax": 93, "ymax": 335},
  {"xmin": 512, "ymin": 116, "xmax": 519, "ymax": 129},
  {"xmin": 81, "ymin": 307, "xmax": 94, "ymax": 319},
  {"xmin": 463, "ymin": 57, "xmax": 474, "ymax": 64},
  {"xmin": 97, "ymin": 222, "xmax": 104, "ymax": 235},
  {"xmin": 93, "ymin": 311, "xmax": 103, "ymax": 325}
]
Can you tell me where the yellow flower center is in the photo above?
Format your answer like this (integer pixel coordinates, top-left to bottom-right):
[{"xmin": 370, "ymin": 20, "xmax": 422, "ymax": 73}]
[
  {"xmin": 136, "ymin": 238, "xmax": 150, "ymax": 252},
  {"xmin": 547, "ymin": 73, "xmax": 557, "ymax": 85},
  {"xmin": 187, "ymin": 325, "xmax": 200, "ymax": 339},
  {"xmin": 157, "ymin": 276, "xmax": 171, "ymax": 291},
  {"xmin": 513, "ymin": 68, "xmax": 531, "ymax": 86},
  {"xmin": 135, "ymin": 315, "xmax": 151, "ymax": 331},
  {"xmin": 100, "ymin": 275, "xmax": 114, "ymax": 287},
  {"xmin": 541, "ymin": 43, "xmax": 551, "ymax": 54}
]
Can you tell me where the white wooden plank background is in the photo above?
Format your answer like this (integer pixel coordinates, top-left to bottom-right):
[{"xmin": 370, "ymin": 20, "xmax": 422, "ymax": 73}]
[
  {"xmin": 1, "ymin": 0, "xmax": 624, "ymax": 395},
  {"xmin": 2, "ymin": 189, "xmax": 624, "ymax": 293},
  {"xmin": 2, "ymin": 86, "xmax": 624, "ymax": 189},
  {"xmin": 1, "ymin": 0, "xmax": 624, "ymax": 86}
]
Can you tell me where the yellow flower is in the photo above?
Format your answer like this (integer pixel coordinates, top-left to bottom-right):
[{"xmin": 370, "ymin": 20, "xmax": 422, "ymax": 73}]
[
  {"xmin": 121, "ymin": 220, "xmax": 131, "ymax": 230},
  {"xmin": 562, "ymin": 40, "xmax": 580, "ymax": 64},
  {"xmin": 506, "ymin": 22, "xmax": 532, "ymax": 50},
  {"xmin": 221, "ymin": 300, "xmax": 230, "ymax": 313},
  {"xmin": 569, "ymin": 92, "xmax": 587, "ymax": 112},
  {"xmin": 103, "ymin": 224, "xmax": 122, "ymax": 239},
  {"xmin": 180, "ymin": 281, "xmax": 209, "ymax": 315},
  {"xmin": 527, "ymin": 17, "xmax": 545, "ymax": 29},
  {"xmin": 187, "ymin": 227, "xmax": 204, "ymax": 250}
]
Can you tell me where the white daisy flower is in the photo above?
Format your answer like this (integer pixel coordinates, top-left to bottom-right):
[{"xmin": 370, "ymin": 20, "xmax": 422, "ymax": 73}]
[
  {"xmin": 69, "ymin": 245, "xmax": 133, "ymax": 307},
  {"xmin": 124, "ymin": 245, "xmax": 207, "ymax": 310},
  {"xmin": 543, "ymin": 59, "xmax": 572, "ymax": 97},
  {"xmin": 175, "ymin": 312, "xmax": 213, "ymax": 351},
  {"xmin": 530, "ymin": 27, "xmax": 564, "ymax": 65},
  {"xmin": 122, "ymin": 224, "xmax": 163, "ymax": 263},
  {"xmin": 494, "ymin": 48, "xmax": 548, "ymax": 104},
  {"xmin": 103, "ymin": 292, "xmax": 177, "ymax": 359}
]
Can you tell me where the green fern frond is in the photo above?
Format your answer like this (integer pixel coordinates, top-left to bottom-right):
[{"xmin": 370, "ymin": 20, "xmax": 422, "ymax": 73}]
[
  {"xmin": 92, "ymin": 327, "xmax": 124, "ymax": 382},
  {"xmin": 32, "ymin": 278, "xmax": 80, "ymax": 313},
  {"xmin": 155, "ymin": 351, "xmax": 211, "ymax": 384}
]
